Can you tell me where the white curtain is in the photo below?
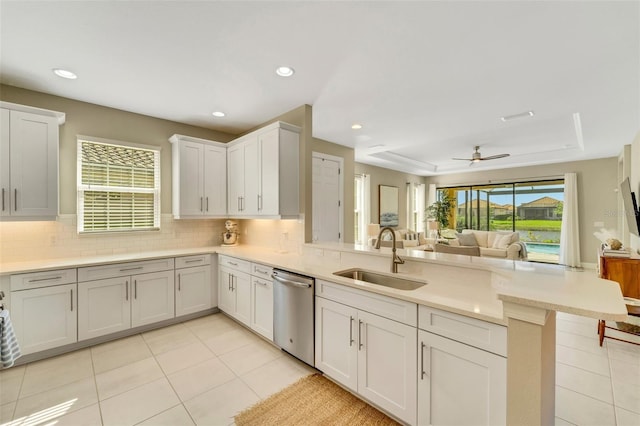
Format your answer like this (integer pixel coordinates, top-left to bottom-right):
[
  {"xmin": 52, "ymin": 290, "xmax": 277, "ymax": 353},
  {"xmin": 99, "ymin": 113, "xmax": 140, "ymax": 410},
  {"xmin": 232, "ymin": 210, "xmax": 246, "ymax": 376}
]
[
  {"xmin": 427, "ymin": 183, "xmax": 437, "ymax": 210},
  {"xmin": 354, "ymin": 174, "xmax": 371, "ymax": 244},
  {"xmin": 559, "ymin": 173, "xmax": 581, "ymax": 267},
  {"xmin": 415, "ymin": 183, "xmax": 426, "ymax": 232}
]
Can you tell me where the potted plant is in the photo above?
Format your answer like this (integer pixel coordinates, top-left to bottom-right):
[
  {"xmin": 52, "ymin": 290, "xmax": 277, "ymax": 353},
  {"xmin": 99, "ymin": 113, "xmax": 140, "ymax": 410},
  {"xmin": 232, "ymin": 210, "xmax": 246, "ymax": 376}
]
[{"xmin": 426, "ymin": 192, "xmax": 455, "ymax": 238}]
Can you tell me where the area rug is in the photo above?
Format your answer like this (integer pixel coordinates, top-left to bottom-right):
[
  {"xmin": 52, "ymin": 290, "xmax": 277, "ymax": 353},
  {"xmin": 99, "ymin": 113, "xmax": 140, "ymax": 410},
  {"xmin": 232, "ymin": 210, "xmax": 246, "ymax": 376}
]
[{"xmin": 235, "ymin": 373, "xmax": 401, "ymax": 426}]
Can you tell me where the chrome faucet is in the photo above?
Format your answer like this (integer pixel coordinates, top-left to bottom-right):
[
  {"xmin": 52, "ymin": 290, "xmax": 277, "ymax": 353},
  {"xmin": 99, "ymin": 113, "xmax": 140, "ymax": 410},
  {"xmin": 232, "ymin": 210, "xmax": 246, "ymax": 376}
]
[{"xmin": 374, "ymin": 226, "xmax": 405, "ymax": 273}]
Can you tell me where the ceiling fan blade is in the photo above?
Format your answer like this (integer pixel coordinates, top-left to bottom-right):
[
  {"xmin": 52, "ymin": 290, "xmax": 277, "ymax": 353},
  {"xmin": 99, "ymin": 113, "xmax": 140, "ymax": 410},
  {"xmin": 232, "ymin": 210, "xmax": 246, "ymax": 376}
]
[
  {"xmin": 480, "ymin": 153, "xmax": 510, "ymax": 161},
  {"xmin": 451, "ymin": 157, "xmax": 472, "ymax": 161}
]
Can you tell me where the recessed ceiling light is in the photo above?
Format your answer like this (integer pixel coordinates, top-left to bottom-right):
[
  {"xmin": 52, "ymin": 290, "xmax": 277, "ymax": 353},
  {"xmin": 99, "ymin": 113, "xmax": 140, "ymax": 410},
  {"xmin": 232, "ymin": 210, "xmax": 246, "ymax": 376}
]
[
  {"xmin": 275, "ymin": 66, "xmax": 295, "ymax": 77},
  {"xmin": 351, "ymin": 123, "xmax": 363, "ymax": 130},
  {"xmin": 212, "ymin": 111, "xmax": 225, "ymax": 117},
  {"xmin": 500, "ymin": 110, "xmax": 534, "ymax": 122},
  {"xmin": 52, "ymin": 68, "xmax": 77, "ymax": 79}
]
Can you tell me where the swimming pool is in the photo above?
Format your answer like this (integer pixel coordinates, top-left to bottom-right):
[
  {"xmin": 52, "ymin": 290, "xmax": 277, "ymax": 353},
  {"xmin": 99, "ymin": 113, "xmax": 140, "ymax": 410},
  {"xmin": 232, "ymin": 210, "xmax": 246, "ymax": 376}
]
[{"xmin": 525, "ymin": 243, "xmax": 560, "ymax": 255}]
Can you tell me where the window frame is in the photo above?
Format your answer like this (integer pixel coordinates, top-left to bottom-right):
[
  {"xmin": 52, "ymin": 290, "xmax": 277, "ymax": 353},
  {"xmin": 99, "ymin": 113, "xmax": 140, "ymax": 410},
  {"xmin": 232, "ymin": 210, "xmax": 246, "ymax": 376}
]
[{"xmin": 76, "ymin": 136, "xmax": 161, "ymax": 234}]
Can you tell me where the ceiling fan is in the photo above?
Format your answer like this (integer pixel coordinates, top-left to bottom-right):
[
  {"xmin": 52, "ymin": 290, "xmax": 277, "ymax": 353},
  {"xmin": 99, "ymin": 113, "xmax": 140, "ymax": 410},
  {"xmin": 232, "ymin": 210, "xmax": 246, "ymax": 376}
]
[{"xmin": 452, "ymin": 146, "xmax": 510, "ymax": 164}]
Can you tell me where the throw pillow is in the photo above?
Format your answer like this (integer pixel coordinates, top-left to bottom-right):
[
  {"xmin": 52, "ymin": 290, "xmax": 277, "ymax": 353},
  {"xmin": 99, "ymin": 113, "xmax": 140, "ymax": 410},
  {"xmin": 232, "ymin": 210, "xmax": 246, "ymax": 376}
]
[
  {"xmin": 492, "ymin": 233, "xmax": 513, "ymax": 249},
  {"xmin": 456, "ymin": 232, "xmax": 478, "ymax": 247}
]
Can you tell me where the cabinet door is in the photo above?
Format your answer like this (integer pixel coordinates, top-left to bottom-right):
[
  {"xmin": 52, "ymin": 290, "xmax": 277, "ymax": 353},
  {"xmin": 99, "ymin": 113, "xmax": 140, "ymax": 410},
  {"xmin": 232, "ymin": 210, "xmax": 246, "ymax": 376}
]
[
  {"xmin": 233, "ymin": 271, "xmax": 251, "ymax": 326},
  {"xmin": 227, "ymin": 145, "xmax": 244, "ymax": 215},
  {"xmin": 78, "ymin": 277, "xmax": 131, "ymax": 340},
  {"xmin": 0, "ymin": 109, "xmax": 10, "ymax": 217},
  {"xmin": 250, "ymin": 276, "xmax": 273, "ymax": 340},
  {"xmin": 131, "ymin": 270, "xmax": 175, "ymax": 328},
  {"xmin": 176, "ymin": 265, "xmax": 212, "ymax": 316},
  {"xmin": 178, "ymin": 141, "xmax": 204, "ymax": 216},
  {"xmin": 358, "ymin": 310, "xmax": 417, "ymax": 425},
  {"xmin": 418, "ymin": 330, "xmax": 506, "ymax": 426},
  {"xmin": 203, "ymin": 144, "xmax": 226, "ymax": 216},
  {"xmin": 9, "ymin": 110, "xmax": 59, "ymax": 217},
  {"xmin": 218, "ymin": 266, "xmax": 235, "ymax": 314},
  {"xmin": 258, "ymin": 128, "xmax": 280, "ymax": 215},
  {"xmin": 11, "ymin": 283, "xmax": 77, "ymax": 355},
  {"xmin": 315, "ymin": 297, "xmax": 358, "ymax": 391},
  {"xmin": 604, "ymin": 258, "xmax": 640, "ymax": 299},
  {"xmin": 243, "ymin": 137, "xmax": 260, "ymax": 215}
]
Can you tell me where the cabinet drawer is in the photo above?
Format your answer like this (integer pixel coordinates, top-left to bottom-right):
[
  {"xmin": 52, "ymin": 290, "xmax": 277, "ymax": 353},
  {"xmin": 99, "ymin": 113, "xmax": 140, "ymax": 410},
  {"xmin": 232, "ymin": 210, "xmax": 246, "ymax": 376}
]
[
  {"xmin": 175, "ymin": 254, "xmax": 211, "ymax": 269},
  {"xmin": 78, "ymin": 258, "xmax": 175, "ymax": 282},
  {"xmin": 251, "ymin": 262, "xmax": 273, "ymax": 279},
  {"xmin": 418, "ymin": 305, "xmax": 507, "ymax": 357},
  {"xmin": 218, "ymin": 255, "xmax": 250, "ymax": 273},
  {"xmin": 11, "ymin": 268, "xmax": 77, "ymax": 291},
  {"xmin": 316, "ymin": 280, "xmax": 417, "ymax": 327}
]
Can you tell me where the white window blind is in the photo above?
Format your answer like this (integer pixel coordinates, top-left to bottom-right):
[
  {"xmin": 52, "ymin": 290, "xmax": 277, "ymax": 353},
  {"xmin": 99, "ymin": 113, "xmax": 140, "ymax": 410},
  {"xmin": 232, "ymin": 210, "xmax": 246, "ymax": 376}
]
[{"xmin": 77, "ymin": 138, "xmax": 160, "ymax": 233}]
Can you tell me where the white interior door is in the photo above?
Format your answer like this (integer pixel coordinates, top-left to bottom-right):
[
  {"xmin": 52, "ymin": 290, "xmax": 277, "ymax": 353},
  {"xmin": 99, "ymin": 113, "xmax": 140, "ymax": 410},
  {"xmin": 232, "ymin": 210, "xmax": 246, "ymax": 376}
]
[{"xmin": 312, "ymin": 153, "xmax": 342, "ymax": 242}]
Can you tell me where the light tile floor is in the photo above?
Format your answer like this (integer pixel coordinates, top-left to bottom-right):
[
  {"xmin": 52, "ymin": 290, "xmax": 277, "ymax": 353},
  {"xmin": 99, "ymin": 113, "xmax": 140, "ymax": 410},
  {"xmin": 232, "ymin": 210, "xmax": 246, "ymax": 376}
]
[{"xmin": 0, "ymin": 311, "xmax": 638, "ymax": 426}]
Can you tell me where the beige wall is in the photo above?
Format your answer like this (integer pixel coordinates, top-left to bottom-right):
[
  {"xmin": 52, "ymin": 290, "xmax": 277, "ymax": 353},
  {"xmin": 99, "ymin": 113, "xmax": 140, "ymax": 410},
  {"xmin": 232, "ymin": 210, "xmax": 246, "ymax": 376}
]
[
  {"xmin": 0, "ymin": 84, "xmax": 236, "ymax": 214},
  {"xmin": 355, "ymin": 163, "xmax": 426, "ymax": 230},
  {"xmin": 425, "ymin": 158, "xmax": 619, "ymax": 264}
]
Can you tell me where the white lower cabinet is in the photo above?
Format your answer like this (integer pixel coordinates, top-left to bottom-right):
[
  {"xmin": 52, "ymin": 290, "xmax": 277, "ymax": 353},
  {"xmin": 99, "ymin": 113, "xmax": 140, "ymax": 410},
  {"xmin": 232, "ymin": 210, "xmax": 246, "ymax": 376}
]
[
  {"xmin": 315, "ymin": 296, "xmax": 417, "ymax": 424},
  {"xmin": 218, "ymin": 265, "xmax": 251, "ymax": 326},
  {"xmin": 78, "ymin": 270, "xmax": 174, "ymax": 340},
  {"xmin": 250, "ymin": 275, "xmax": 273, "ymax": 340},
  {"xmin": 175, "ymin": 261, "xmax": 212, "ymax": 317},
  {"xmin": 10, "ymin": 283, "xmax": 77, "ymax": 354},
  {"xmin": 417, "ymin": 329, "xmax": 507, "ymax": 426}
]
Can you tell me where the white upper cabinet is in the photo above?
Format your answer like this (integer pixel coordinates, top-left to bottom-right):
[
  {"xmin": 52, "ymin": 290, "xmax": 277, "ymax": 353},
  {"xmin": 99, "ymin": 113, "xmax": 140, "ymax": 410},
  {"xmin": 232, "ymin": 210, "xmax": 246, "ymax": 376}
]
[
  {"xmin": 227, "ymin": 122, "xmax": 300, "ymax": 219},
  {"xmin": 170, "ymin": 134, "xmax": 226, "ymax": 218},
  {"xmin": 0, "ymin": 102, "xmax": 65, "ymax": 221}
]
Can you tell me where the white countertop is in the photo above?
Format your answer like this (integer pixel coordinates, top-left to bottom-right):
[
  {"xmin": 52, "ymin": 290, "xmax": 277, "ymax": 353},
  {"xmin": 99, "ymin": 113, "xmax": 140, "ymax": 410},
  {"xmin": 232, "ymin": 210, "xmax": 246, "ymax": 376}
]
[{"xmin": 0, "ymin": 243, "xmax": 628, "ymax": 324}]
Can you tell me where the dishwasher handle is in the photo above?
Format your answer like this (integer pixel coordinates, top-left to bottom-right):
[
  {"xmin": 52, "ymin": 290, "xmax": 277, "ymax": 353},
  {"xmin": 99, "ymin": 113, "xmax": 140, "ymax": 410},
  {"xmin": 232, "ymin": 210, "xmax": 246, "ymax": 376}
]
[{"xmin": 272, "ymin": 273, "xmax": 312, "ymax": 289}]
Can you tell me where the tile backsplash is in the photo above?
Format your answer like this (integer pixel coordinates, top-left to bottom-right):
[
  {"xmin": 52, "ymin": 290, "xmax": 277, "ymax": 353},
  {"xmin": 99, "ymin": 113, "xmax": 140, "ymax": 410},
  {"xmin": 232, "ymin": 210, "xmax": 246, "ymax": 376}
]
[
  {"xmin": 0, "ymin": 215, "xmax": 306, "ymax": 263},
  {"xmin": 0, "ymin": 215, "xmax": 227, "ymax": 263}
]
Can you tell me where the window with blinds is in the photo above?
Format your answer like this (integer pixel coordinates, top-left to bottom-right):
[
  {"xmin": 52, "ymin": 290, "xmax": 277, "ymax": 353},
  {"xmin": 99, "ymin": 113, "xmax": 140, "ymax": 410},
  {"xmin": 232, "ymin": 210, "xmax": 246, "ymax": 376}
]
[{"xmin": 77, "ymin": 138, "xmax": 160, "ymax": 233}]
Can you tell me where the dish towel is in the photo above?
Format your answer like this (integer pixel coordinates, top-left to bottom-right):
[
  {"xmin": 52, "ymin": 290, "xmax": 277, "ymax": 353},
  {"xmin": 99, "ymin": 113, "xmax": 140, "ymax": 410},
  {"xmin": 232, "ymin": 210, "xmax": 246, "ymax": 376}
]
[{"xmin": 0, "ymin": 310, "xmax": 21, "ymax": 369}]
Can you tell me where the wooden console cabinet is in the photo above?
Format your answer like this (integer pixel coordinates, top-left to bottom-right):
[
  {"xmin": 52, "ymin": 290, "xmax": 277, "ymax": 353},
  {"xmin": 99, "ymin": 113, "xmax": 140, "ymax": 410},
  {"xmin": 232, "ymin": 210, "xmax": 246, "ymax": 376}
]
[{"xmin": 599, "ymin": 255, "xmax": 640, "ymax": 299}]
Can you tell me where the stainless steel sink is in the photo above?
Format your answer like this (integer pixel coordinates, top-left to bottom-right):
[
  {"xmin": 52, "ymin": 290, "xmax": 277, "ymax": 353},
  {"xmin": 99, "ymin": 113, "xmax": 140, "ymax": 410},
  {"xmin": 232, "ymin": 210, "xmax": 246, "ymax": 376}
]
[{"xmin": 333, "ymin": 268, "xmax": 426, "ymax": 291}]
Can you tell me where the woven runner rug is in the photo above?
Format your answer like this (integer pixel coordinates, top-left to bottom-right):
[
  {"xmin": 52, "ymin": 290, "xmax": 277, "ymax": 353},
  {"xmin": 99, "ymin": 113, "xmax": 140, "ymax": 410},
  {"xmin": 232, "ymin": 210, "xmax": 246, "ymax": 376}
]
[{"xmin": 235, "ymin": 373, "xmax": 401, "ymax": 425}]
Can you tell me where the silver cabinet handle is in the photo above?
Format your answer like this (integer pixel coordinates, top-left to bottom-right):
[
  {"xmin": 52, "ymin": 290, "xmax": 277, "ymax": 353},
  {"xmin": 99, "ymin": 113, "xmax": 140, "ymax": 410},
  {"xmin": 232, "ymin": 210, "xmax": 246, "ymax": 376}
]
[
  {"xmin": 125, "ymin": 280, "xmax": 129, "ymax": 301},
  {"xmin": 28, "ymin": 276, "xmax": 62, "ymax": 283},
  {"xmin": 232, "ymin": 275, "xmax": 235, "ymax": 291},
  {"xmin": 134, "ymin": 280, "xmax": 137, "ymax": 299},
  {"xmin": 241, "ymin": 196, "xmax": 244, "ymax": 211},
  {"xmin": 70, "ymin": 289, "xmax": 73, "ymax": 311},
  {"xmin": 228, "ymin": 274, "xmax": 232, "ymax": 291},
  {"xmin": 206, "ymin": 197, "xmax": 209, "ymax": 212},
  {"xmin": 237, "ymin": 197, "xmax": 241, "ymax": 211},
  {"xmin": 1, "ymin": 188, "xmax": 4, "ymax": 211},
  {"xmin": 120, "ymin": 266, "xmax": 143, "ymax": 272},
  {"xmin": 200, "ymin": 197, "xmax": 203, "ymax": 212},
  {"xmin": 420, "ymin": 342, "xmax": 426, "ymax": 380},
  {"xmin": 255, "ymin": 279, "xmax": 268, "ymax": 286},
  {"xmin": 349, "ymin": 316, "xmax": 354, "ymax": 347},
  {"xmin": 178, "ymin": 273, "xmax": 181, "ymax": 291},
  {"xmin": 228, "ymin": 261, "xmax": 238, "ymax": 266},
  {"xmin": 185, "ymin": 259, "xmax": 203, "ymax": 264},
  {"xmin": 358, "ymin": 320, "xmax": 364, "ymax": 350},
  {"xmin": 257, "ymin": 194, "xmax": 261, "ymax": 211},
  {"xmin": 14, "ymin": 189, "xmax": 17, "ymax": 211}
]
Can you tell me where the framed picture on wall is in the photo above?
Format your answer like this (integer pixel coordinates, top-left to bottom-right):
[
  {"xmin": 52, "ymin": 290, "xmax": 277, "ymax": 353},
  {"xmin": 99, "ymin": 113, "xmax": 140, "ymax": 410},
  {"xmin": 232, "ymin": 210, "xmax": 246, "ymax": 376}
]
[{"xmin": 379, "ymin": 185, "xmax": 399, "ymax": 227}]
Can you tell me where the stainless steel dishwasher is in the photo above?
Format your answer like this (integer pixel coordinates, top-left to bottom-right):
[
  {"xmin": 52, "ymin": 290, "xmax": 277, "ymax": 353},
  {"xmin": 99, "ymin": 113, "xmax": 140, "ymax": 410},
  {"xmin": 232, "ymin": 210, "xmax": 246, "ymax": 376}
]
[{"xmin": 272, "ymin": 269, "xmax": 315, "ymax": 366}]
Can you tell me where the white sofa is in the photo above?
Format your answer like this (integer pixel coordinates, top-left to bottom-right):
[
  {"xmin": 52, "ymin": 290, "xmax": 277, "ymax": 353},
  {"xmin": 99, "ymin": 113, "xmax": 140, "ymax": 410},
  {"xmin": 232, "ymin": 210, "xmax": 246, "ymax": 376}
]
[
  {"xmin": 372, "ymin": 228, "xmax": 428, "ymax": 249},
  {"xmin": 449, "ymin": 230, "xmax": 525, "ymax": 260}
]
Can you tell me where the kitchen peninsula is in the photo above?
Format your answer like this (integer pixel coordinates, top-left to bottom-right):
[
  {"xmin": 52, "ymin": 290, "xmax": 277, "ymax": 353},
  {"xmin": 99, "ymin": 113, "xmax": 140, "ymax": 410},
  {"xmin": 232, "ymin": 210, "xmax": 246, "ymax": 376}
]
[{"xmin": 0, "ymin": 243, "xmax": 627, "ymax": 426}]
